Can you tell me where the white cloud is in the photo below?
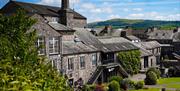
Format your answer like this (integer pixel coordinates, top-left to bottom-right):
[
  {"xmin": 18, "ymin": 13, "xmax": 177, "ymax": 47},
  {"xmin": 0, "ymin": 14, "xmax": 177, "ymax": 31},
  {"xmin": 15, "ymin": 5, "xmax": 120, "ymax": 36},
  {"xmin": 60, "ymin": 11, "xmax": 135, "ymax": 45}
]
[
  {"xmin": 109, "ymin": 14, "xmax": 121, "ymax": 19},
  {"xmin": 133, "ymin": 8, "xmax": 143, "ymax": 11},
  {"xmin": 81, "ymin": 3, "xmax": 113, "ymax": 14},
  {"xmin": 38, "ymin": 0, "xmax": 80, "ymax": 7},
  {"xmin": 126, "ymin": 12, "xmax": 180, "ymax": 21},
  {"xmin": 129, "ymin": 13, "xmax": 144, "ymax": 18}
]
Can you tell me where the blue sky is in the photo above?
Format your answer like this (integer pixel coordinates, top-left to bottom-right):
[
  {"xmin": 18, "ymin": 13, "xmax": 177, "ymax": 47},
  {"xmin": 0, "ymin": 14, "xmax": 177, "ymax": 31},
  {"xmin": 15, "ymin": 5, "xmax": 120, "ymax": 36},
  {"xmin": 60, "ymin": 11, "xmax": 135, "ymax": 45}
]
[{"xmin": 0, "ymin": 0, "xmax": 180, "ymax": 22}]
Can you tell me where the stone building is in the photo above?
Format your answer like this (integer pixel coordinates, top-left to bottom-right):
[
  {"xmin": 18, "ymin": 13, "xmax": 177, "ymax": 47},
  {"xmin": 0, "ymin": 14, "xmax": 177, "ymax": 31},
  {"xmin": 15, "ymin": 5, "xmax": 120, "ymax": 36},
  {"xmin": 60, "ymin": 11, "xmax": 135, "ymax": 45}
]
[
  {"xmin": 135, "ymin": 41, "xmax": 161, "ymax": 66},
  {"xmin": 0, "ymin": 0, "xmax": 87, "ymax": 28},
  {"xmin": 147, "ymin": 28, "xmax": 180, "ymax": 60}
]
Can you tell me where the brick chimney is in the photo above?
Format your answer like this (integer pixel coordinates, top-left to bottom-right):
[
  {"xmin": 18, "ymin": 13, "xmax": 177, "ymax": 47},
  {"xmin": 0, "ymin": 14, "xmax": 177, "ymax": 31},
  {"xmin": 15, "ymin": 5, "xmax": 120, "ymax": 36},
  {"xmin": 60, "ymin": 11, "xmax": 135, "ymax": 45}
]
[
  {"xmin": 61, "ymin": 0, "xmax": 69, "ymax": 10},
  {"xmin": 60, "ymin": 0, "xmax": 74, "ymax": 28}
]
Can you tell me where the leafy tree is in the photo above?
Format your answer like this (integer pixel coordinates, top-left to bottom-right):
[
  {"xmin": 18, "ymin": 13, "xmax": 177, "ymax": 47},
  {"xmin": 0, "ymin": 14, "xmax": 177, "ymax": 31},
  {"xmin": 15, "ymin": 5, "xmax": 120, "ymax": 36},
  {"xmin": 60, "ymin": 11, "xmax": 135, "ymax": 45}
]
[
  {"xmin": 118, "ymin": 50, "xmax": 141, "ymax": 75},
  {"xmin": 0, "ymin": 10, "xmax": 71, "ymax": 90}
]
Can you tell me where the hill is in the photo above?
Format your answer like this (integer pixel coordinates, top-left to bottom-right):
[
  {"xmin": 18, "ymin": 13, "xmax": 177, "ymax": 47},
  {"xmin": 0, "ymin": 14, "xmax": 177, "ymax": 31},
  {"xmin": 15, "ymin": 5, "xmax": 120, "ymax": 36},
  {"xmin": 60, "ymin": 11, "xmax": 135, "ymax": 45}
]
[{"xmin": 88, "ymin": 19, "xmax": 180, "ymax": 30}]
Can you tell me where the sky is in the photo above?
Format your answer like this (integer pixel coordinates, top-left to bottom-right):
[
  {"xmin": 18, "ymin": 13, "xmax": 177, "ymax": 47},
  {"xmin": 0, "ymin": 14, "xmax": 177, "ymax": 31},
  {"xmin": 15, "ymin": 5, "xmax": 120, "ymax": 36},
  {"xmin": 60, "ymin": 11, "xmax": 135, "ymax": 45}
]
[{"xmin": 0, "ymin": 0, "xmax": 180, "ymax": 23}]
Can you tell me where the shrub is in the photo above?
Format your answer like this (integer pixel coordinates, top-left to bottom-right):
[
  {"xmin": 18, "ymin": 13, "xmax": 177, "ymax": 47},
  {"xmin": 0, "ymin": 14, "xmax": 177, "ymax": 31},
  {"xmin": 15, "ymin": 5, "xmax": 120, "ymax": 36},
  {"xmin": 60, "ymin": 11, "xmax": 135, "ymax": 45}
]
[
  {"xmin": 135, "ymin": 81, "xmax": 144, "ymax": 89},
  {"xmin": 121, "ymin": 78, "xmax": 135, "ymax": 90},
  {"xmin": 146, "ymin": 67, "xmax": 161, "ymax": 79},
  {"xmin": 108, "ymin": 81, "xmax": 121, "ymax": 91},
  {"xmin": 82, "ymin": 84, "xmax": 96, "ymax": 91},
  {"xmin": 144, "ymin": 71, "xmax": 157, "ymax": 85},
  {"xmin": 109, "ymin": 76, "xmax": 123, "ymax": 84}
]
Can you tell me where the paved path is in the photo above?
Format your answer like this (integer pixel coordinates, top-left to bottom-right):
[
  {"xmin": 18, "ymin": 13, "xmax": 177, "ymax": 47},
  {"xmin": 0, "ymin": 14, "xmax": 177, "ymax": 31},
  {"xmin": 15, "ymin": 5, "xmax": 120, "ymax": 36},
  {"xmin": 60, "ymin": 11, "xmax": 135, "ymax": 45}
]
[{"xmin": 129, "ymin": 73, "xmax": 146, "ymax": 82}]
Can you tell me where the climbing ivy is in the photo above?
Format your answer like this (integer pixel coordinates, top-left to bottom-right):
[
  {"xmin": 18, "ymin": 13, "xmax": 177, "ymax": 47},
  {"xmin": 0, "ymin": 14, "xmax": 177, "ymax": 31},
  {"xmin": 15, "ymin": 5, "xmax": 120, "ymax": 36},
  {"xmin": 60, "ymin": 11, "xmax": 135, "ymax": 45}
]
[{"xmin": 118, "ymin": 50, "xmax": 141, "ymax": 75}]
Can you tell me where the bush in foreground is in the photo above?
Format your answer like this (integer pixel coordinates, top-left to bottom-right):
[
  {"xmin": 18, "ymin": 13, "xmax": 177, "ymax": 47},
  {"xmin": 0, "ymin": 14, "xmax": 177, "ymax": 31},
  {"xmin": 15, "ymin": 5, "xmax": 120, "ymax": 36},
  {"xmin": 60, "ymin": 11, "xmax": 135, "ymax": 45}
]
[
  {"xmin": 146, "ymin": 67, "xmax": 161, "ymax": 79},
  {"xmin": 109, "ymin": 76, "xmax": 123, "ymax": 85},
  {"xmin": 135, "ymin": 81, "xmax": 144, "ymax": 89},
  {"xmin": 108, "ymin": 81, "xmax": 121, "ymax": 91},
  {"xmin": 145, "ymin": 71, "xmax": 157, "ymax": 85}
]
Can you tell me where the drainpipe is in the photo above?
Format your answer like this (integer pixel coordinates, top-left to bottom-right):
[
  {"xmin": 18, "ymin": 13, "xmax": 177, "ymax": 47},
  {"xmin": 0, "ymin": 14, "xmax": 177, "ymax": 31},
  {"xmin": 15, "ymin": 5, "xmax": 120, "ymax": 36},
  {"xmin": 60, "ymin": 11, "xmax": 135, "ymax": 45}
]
[{"xmin": 60, "ymin": 36, "xmax": 64, "ymax": 75}]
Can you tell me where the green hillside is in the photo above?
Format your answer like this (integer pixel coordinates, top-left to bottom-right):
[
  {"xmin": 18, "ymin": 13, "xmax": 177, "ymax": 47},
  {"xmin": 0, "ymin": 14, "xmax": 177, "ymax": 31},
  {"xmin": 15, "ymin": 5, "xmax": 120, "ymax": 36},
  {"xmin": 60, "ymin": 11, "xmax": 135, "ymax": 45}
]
[{"xmin": 88, "ymin": 19, "xmax": 180, "ymax": 30}]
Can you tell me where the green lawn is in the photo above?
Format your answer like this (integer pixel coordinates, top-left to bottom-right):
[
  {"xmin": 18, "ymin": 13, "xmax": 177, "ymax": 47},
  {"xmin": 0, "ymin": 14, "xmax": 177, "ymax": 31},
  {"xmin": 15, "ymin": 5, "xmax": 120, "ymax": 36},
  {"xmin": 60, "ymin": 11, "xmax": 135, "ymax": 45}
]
[
  {"xmin": 158, "ymin": 77, "xmax": 180, "ymax": 89},
  {"xmin": 130, "ymin": 77, "xmax": 180, "ymax": 91},
  {"xmin": 158, "ymin": 77, "xmax": 180, "ymax": 84},
  {"xmin": 129, "ymin": 88, "xmax": 160, "ymax": 91}
]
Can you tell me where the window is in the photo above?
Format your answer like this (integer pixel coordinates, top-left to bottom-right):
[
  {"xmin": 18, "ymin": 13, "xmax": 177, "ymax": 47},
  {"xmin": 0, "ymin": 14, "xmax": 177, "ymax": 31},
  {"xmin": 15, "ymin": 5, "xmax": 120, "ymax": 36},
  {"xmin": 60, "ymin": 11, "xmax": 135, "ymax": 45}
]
[
  {"xmin": 49, "ymin": 37, "xmax": 59, "ymax": 54},
  {"xmin": 144, "ymin": 57, "xmax": 148, "ymax": 68},
  {"xmin": 68, "ymin": 58, "xmax": 74, "ymax": 70},
  {"xmin": 36, "ymin": 36, "xmax": 45, "ymax": 55},
  {"xmin": 80, "ymin": 56, "xmax": 85, "ymax": 69},
  {"xmin": 52, "ymin": 59, "xmax": 57, "ymax": 69},
  {"xmin": 92, "ymin": 54, "xmax": 97, "ymax": 66},
  {"xmin": 151, "ymin": 59, "xmax": 153, "ymax": 66}
]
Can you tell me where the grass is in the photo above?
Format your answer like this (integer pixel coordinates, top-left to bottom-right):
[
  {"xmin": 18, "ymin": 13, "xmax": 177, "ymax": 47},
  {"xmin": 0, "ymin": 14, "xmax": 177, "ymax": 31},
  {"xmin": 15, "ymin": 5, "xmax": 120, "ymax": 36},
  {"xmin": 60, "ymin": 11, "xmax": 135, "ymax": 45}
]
[
  {"xmin": 130, "ymin": 77, "xmax": 180, "ymax": 91},
  {"xmin": 129, "ymin": 88, "xmax": 160, "ymax": 91},
  {"xmin": 158, "ymin": 77, "xmax": 180, "ymax": 85}
]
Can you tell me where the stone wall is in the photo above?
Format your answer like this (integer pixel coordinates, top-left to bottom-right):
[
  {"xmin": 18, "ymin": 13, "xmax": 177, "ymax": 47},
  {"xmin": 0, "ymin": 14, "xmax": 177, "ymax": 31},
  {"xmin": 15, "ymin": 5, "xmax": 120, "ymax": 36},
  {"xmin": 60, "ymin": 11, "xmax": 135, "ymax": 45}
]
[
  {"xmin": 140, "ymin": 55, "xmax": 156, "ymax": 71},
  {"xmin": 62, "ymin": 52, "xmax": 101, "ymax": 83},
  {"xmin": 31, "ymin": 14, "xmax": 62, "ymax": 71},
  {"xmin": 73, "ymin": 19, "xmax": 87, "ymax": 28}
]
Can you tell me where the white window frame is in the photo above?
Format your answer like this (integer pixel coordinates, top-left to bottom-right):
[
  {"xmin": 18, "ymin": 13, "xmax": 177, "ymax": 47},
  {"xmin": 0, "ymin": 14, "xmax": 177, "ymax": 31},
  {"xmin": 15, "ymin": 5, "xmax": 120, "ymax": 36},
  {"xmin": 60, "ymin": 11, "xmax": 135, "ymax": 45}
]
[
  {"xmin": 49, "ymin": 36, "xmax": 59, "ymax": 54},
  {"xmin": 37, "ymin": 36, "xmax": 45, "ymax": 55}
]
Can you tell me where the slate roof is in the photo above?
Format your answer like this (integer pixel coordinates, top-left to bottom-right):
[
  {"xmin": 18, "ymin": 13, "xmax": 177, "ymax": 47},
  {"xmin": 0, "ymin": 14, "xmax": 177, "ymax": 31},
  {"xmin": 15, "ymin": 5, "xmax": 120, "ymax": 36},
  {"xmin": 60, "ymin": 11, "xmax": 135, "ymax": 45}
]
[
  {"xmin": 48, "ymin": 22, "xmax": 75, "ymax": 32},
  {"xmin": 140, "ymin": 48, "xmax": 153, "ymax": 57},
  {"xmin": 148, "ymin": 30, "xmax": 173, "ymax": 39},
  {"xmin": 131, "ymin": 42, "xmax": 153, "ymax": 57},
  {"xmin": 93, "ymin": 28, "xmax": 123, "ymax": 37},
  {"xmin": 126, "ymin": 35, "xmax": 140, "ymax": 41},
  {"xmin": 1, "ymin": 1, "xmax": 86, "ymax": 19},
  {"xmin": 74, "ymin": 28, "xmax": 107, "ymax": 52},
  {"xmin": 136, "ymin": 41, "xmax": 161, "ymax": 50},
  {"xmin": 132, "ymin": 30, "xmax": 147, "ymax": 35},
  {"xmin": 172, "ymin": 32, "xmax": 180, "ymax": 42},
  {"xmin": 98, "ymin": 37, "xmax": 139, "ymax": 52},
  {"xmin": 62, "ymin": 41, "xmax": 98, "ymax": 55},
  {"xmin": 74, "ymin": 28, "xmax": 139, "ymax": 53}
]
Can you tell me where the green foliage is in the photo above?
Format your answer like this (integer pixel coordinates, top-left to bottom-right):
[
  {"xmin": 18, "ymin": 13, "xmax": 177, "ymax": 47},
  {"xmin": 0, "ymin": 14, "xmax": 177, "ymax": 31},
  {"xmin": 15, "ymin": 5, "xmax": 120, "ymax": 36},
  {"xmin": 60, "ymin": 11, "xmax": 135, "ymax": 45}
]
[
  {"xmin": 108, "ymin": 81, "xmax": 121, "ymax": 91},
  {"xmin": 121, "ymin": 78, "xmax": 135, "ymax": 90},
  {"xmin": 109, "ymin": 76, "xmax": 123, "ymax": 85},
  {"xmin": 0, "ymin": 10, "xmax": 71, "ymax": 90},
  {"xmin": 82, "ymin": 84, "xmax": 96, "ymax": 91},
  {"xmin": 118, "ymin": 50, "xmax": 141, "ymax": 75},
  {"xmin": 145, "ymin": 71, "xmax": 157, "ymax": 85},
  {"xmin": 146, "ymin": 68, "xmax": 161, "ymax": 79},
  {"xmin": 135, "ymin": 81, "xmax": 144, "ymax": 90}
]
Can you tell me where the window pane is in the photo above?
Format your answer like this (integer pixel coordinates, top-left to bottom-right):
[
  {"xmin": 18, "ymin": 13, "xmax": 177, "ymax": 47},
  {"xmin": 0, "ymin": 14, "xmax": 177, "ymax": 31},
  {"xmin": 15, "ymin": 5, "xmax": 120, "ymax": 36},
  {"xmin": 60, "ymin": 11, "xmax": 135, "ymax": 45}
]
[
  {"xmin": 68, "ymin": 58, "xmax": 74, "ymax": 70},
  {"xmin": 92, "ymin": 54, "xmax": 97, "ymax": 66},
  {"xmin": 80, "ymin": 56, "xmax": 85, "ymax": 69},
  {"xmin": 49, "ymin": 36, "xmax": 59, "ymax": 54},
  {"xmin": 36, "ymin": 36, "xmax": 45, "ymax": 55}
]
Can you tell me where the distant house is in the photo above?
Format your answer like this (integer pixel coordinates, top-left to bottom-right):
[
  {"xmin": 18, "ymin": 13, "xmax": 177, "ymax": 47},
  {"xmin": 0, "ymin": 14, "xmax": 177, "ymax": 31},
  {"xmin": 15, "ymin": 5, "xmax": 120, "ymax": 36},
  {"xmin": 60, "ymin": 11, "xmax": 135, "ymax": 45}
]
[
  {"xmin": 135, "ymin": 41, "xmax": 161, "ymax": 66},
  {"xmin": 147, "ymin": 28, "xmax": 180, "ymax": 60}
]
